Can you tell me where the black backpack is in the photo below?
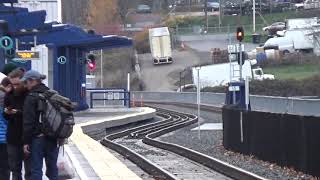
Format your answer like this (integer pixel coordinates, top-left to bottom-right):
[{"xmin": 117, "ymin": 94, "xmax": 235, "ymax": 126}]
[{"xmin": 35, "ymin": 90, "xmax": 76, "ymax": 139}]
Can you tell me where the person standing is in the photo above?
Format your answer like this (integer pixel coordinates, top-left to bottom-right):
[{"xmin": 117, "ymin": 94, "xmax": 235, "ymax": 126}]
[
  {"xmin": 22, "ymin": 70, "xmax": 59, "ymax": 180},
  {"xmin": 4, "ymin": 69, "xmax": 31, "ymax": 180},
  {"xmin": 0, "ymin": 76, "xmax": 11, "ymax": 180}
]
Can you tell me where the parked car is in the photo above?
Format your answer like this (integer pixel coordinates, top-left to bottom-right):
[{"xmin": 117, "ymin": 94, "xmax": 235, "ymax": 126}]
[
  {"xmin": 224, "ymin": 3, "xmax": 241, "ymax": 15},
  {"xmin": 262, "ymin": 22, "xmax": 286, "ymax": 35},
  {"xmin": 205, "ymin": 0, "xmax": 220, "ymax": 11},
  {"xmin": 136, "ymin": 4, "xmax": 152, "ymax": 13}
]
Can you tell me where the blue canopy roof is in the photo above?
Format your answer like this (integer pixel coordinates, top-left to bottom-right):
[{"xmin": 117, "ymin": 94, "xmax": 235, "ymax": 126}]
[
  {"xmin": 0, "ymin": 4, "xmax": 132, "ymax": 51},
  {"xmin": 18, "ymin": 24, "xmax": 133, "ymax": 50}
]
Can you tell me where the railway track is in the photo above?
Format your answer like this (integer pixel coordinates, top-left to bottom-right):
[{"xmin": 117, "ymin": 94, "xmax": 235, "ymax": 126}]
[{"xmin": 101, "ymin": 106, "xmax": 266, "ymax": 180}]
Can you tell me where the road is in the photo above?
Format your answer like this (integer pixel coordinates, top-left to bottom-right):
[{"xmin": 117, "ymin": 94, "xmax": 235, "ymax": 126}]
[
  {"xmin": 139, "ymin": 50, "xmax": 204, "ymax": 91},
  {"xmin": 177, "ymin": 34, "xmax": 258, "ymax": 52}
]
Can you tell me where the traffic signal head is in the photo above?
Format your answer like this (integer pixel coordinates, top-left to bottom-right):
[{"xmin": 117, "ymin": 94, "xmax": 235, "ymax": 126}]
[
  {"xmin": 236, "ymin": 27, "xmax": 244, "ymax": 42},
  {"xmin": 5, "ymin": 48, "xmax": 15, "ymax": 59},
  {"xmin": 87, "ymin": 54, "xmax": 96, "ymax": 71},
  {"xmin": 237, "ymin": 52, "xmax": 247, "ymax": 65}
]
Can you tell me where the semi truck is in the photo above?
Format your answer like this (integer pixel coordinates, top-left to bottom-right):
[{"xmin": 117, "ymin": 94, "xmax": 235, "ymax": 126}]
[{"xmin": 149, "ymin": 27, "xmax": 173, "ymax": 65}]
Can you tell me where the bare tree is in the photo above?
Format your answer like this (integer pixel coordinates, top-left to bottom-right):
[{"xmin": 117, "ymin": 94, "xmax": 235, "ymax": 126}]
[{"xmin": 118, "ymin": 0, "xmax": 131, "ymax": 26}]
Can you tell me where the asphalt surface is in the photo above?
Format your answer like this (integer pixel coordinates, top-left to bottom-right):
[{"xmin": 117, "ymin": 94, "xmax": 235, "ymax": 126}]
[
  {"xmin": 139, "ymin": 50, "xmax": 203, "ymax": 91},
  {"xmin": 178, "ymin": 34, "xmax": 258, "ymax": 52}
]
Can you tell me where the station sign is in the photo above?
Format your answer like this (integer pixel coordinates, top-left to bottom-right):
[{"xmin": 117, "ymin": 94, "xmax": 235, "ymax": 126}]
[
  {"xmin": 57, "ymin": 56, "xmax": 67, "ymax": 64},
  {"xmin": 14, "ymin": 51, "xmax": 40, "ymax": 61},
  {"xmin": 0, "ymin": 36, "xmax": 13, "ymax": 50},
  {"xmin": 229, "ymin": 86, "xmax": 240, "ymax": 92},
  {"xmin": 228, "ymin": 44, "xmax": 245, "ymax": 53}
]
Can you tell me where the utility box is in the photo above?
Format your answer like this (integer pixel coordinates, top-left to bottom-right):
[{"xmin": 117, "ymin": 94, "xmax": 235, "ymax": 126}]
[{"xmin": 225, "ymin": 81, "xmax": 250, "ymax": 110}]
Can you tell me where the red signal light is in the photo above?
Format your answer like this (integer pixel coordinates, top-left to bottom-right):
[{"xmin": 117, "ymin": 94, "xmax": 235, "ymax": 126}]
[
  {"xmin": 236, "ymin": 27, "xmax": 244, "ymax": 42},
  {"xmin": 87, "ymin": 54, "xmax": 96, "ymax": 71},
  {"xmin": 88, "ymin": 61, "xmax": 96, "ymax": 71}
]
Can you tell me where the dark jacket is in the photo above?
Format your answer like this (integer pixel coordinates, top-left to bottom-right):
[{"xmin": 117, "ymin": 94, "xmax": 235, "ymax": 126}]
[
  {"xmin": 4, "ymin": 90, "xmax": 28, "ymax": 145},
  {"xmin": 23, "ymin": 83, "xmax": 49, "ymax": 145}
]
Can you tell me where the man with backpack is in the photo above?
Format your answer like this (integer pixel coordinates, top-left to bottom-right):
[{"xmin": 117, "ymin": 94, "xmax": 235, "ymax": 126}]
[
  {"xmin": 22, "ymin": 70, "xmax": 57, "ymax": 180},
  {"xmin": 22, "ymin": 70, "xmax": 75, "ymax": 180}
]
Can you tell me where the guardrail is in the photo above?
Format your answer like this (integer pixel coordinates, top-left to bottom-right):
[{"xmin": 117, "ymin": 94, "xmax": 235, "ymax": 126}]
[
  {"xmin": 131, "ymin": 91, "xmax": 320, "ymax": 117},
  {"xmin": 88, "ymin": 88, "xmax": 130, "ymax": 108}
]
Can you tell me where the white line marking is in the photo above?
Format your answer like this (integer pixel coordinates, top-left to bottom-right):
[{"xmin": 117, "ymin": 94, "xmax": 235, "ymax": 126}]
[{"xmin": 64, "ymin": 145, "xmax": 88, "ymax": 180}]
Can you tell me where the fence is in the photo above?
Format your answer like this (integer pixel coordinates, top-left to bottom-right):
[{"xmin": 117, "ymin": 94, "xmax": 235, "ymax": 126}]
[
  {"xmin": 87, "ymin": 88, "xmax": 130, "ymax": 108},
  {"xmin": 131, "ymin": 91, "xmax": 320, "ymax": 117},
  {"xmin": 223, "ymin": 106, "xmax": 320, "ymax": 177},
  {"xmin": 174, "ymin": 24, "xmax": 265, "ymax": 36}
]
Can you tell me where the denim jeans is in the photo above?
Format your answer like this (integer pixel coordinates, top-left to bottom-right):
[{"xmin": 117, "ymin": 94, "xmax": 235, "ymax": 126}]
[
  {"xmin": 7, "ymin": 144, "xmax": 31, "ymax": 180},
  {"xmin": 0, "ymin": 144, "xmax": 10, "ymax": 180},
  {"xmin": 31, "ymin": 136, "xmax": 59, "ymax": 180}
]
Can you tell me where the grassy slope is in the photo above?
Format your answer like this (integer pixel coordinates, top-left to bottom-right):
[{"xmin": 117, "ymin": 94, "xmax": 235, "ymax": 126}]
[
  {"xmin": 264, "ymin": 63, "xmax": 320, "ymax": 80},
  {"xmin": 168, "ymin": 9, "xmax": 320, "ymax": 28}
]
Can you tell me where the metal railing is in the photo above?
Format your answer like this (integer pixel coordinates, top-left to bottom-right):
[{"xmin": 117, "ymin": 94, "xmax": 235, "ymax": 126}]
[
  {"xmin": 87, "ymin": 88, "xmax": 131, "ymax": 108},
  {"xmin": 174, "ymin": 24, "xmax": 265, "ymax": 35},
  {"xmin": 131, "ymin": 91, "xmax": 320, "ymax": 117}
]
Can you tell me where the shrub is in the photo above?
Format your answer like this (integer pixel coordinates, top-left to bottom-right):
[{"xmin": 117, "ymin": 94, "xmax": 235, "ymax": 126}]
[
  {"xmin": 134, "ymin": 29, "xmax": 150, "ymax": 54},
  {"xmin": 202, "ymin": 75, "xmax": 320, "ymax": 97}
]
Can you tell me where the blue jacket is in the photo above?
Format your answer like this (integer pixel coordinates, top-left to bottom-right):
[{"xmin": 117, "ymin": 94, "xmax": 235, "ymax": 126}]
[{"xmin": 0, "ymin": 108, "xmax": 7, "ymax": 144}]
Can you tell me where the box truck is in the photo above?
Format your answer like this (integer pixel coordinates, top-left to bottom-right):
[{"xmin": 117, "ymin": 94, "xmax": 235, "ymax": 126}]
[{"xmin": 149, "ymin": 27, "xmax": 173, "ymax": 65}]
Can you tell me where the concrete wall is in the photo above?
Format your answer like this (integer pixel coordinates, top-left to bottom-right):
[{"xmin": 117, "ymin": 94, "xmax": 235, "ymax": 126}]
[{"xmin": 131, "ymin": 91, "xmax": 320, "ymax": 117}]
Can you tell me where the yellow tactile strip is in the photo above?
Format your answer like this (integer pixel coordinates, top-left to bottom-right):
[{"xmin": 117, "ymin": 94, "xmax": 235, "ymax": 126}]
[{"xmin": 69, "ymin": 107, "xmax": 156, "ymax": 180}]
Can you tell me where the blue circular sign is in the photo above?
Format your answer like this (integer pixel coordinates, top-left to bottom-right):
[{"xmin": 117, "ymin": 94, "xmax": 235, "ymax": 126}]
[
  {"xmin": 57, "ymin": 56, "xmax": 67, "ymax": 64},
  {"xmin": 0, "ymin": 36, "xmax": 13, "ymax": 50}
]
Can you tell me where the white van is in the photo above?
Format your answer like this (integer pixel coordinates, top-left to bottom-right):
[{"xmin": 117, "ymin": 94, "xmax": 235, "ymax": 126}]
[
  {"xmin": 264, "ymin": 29, "xmax": 314, "ymax": 54},
  {"xmin": 264, "ymin": 37, "xmax": 295, "ymax": 55}
]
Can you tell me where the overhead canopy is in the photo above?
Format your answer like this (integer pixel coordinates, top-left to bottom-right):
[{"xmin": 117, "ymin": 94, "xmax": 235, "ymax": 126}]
[{"xmin": 19, "ymin": 24, "xmax": 133, "ymax": 51}]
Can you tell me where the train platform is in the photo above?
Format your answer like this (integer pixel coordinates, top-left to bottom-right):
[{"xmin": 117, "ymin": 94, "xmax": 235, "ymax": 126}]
[{"xmin": 61, "ymin": 107, "xmax": 156, "ymax": 180}]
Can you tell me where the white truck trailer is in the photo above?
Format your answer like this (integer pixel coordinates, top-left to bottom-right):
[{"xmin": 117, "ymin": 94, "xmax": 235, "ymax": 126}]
[
  {"xmin": 149, "ymin": 27, "xmax": 173, "ymax": 65},
  {"xmin": 191, "ymin": 61, "xmax": 274, "ymax": 89}
]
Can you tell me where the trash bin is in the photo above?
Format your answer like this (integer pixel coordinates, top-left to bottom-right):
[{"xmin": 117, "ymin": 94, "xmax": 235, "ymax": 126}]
[{"xmin": 252, "ymin": 33, "xmax": 261, "ymax": 44}]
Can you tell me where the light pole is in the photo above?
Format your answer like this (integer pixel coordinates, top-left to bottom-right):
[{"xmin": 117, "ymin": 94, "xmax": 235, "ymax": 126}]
[
  {"xmin": 195, "ymin": 66, "xmax": 201, "ymax": 140},
  {"xmin": 253, "ymin": 0, "xmax": 256, "ymax": 33},
  {"xmin": 205, "ymin": 0, "xmax": 208, "ymax": 31},
  {"xmin": 219, "ymin": 0, "xmax": 221, "ymax": 30}
]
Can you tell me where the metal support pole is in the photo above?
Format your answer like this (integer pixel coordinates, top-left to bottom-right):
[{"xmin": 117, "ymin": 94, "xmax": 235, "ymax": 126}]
[
  {"xmin": 239, "ymin": 42, "xmax": 243, "ymax": 80},
  {"xmin": 196, "ymin": 67, "xmax": 201, "ymax": 140},
  {"xmin": 33, "ymin": 35, "xmax": 37, "ymax": 47},
  {"xmin": 100, "ymin": 49, "xmax": 103, "ymax": 88},
  {"xmin": 15, "ymin": 38, "xmax": 19, "ymax": 50},
  {"xmin": 245, "ymin": 76, "xmax": 250, "ymax": 110},
  {"xmin": 240, "ymin": 111, "xmax": 244, "ymax": 143},
  {"xmin": 205, "ymin": 0, "xmax": 208, "ymax": 31},
  {"xmin": 127, "ymin": 73, "xmax": 130, "ymax": 92},
  {"xmin": 253, "ymin": 0, "xmax": 256, "ymax": 33},
  {"xmin": 179, "ymin": 72, "xmax": 182, "ymax": 92},
  {"xmin": 183, "ymin": 70, "xmax": 186, "ymax": 90},
  {"xmin": 228, "ymin": 25, "xmax": 231, "ymax": 44},
  {"xmin": 219, "ymin": 0, "xmax": 221, "ymax": 31}
]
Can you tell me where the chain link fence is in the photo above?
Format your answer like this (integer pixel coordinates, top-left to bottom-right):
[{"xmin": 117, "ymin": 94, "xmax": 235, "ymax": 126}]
[{"xmin": 173, "ymin": 24, "xmax": 265, "ymax": 35}]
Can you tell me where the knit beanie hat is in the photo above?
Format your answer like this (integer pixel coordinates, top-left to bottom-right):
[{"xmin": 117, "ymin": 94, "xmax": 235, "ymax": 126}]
[{"xmin": 2, "ymin": 63, "xmax": 18, "ymax": 76}]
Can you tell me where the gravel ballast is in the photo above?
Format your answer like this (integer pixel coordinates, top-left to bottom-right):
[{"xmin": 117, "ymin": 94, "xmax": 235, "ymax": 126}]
[{"xmin": 152, "ymin": 104, "xmax": 318, "ymax": 180}]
